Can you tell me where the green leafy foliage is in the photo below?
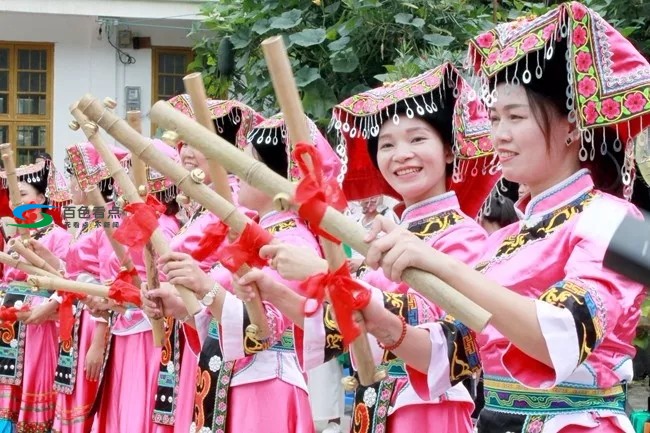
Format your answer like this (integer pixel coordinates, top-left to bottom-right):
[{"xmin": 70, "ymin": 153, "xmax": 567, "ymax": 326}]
[
  {"xmin": 190, "ymin": 0, "xmax": 496, "ymax": 126},
  {"xmin": 189, "ymin": 0, "xmax": 648, "ymax": 126}
]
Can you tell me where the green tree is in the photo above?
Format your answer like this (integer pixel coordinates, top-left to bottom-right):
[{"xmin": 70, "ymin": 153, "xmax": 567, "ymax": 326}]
[{"xmin": 189, "ymin": 0, "xmax": 495, "ymax": 126}]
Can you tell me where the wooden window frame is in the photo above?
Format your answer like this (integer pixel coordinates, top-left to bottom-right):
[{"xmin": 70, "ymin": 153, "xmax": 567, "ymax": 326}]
[
  {"xmin": 0, "ymin": 41, "xmax": 54, "ymax": 164},
  {"xmin": 151, "ymin": 46, "xmax": 194, "ymax": 136}
]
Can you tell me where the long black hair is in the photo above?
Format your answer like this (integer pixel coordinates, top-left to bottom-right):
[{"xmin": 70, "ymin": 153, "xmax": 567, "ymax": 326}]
[{"xmin": 482, "ymin": 190, "xmax": 518, "ymax": 228}]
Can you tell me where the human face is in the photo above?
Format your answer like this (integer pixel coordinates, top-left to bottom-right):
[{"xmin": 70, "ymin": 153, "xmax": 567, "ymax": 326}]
[
  {"xmin": 179, "ymin": 143, "xmax": 212, "ymax": 185},
  {"xmin": 489, "ymin": 83, "xmax": 580, "ymax": 197},
  {"xmin": 376, "ymin": 115, "xmax": 451, "ymax": 207},
  {"xmin": 237, "ymin": 146, "xmax": 270, "ymax": 213},
  {"xmin": 15, "ymin": 181, "xmax": 44, "ymax": 209}
]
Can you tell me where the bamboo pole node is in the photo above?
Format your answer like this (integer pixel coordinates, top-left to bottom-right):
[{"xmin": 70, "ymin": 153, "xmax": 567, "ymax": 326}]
[
  {"xmin": 10, "ymin": 252, "xmax": 19, "ymax": 261},
  {"xmin": 103, "ymin": 97, "xmax": 117, "ymax": 109},
  {"xmin": 272, "ymin": 193, "xmax": 292, "ymax": 211},
  {"xmin": 69, "ymin": 120, "xmax": 80, "ymax": 131},
  {"xmin": 83, "ymin": 121, "xmax": 99, "ymax": 135},
  {"xmin": 115, "ymin": 196, "xmax": 126, "ymax": 208},
  {"xmin": 189, "ymin": 168, "xmax": 205, "ymax": 184}
]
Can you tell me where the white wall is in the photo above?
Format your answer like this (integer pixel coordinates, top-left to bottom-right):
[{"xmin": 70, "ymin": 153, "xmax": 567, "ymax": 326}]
[
  {"xmin": 0, "ymin": 0, "xmax": 204, "ymax": 20},
  {"xmin": 0, "ymin": 11, "xmax": 196, "ymax": 171}
]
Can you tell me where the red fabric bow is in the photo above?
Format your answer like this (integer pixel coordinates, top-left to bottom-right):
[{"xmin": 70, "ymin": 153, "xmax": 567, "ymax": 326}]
[
  {"xmin": 300, "ymin": 262, "xmax": 371, "ymax": 344},
  {"xmin": 108, "ymin": 267, "xmax": 142, "ymax": 306},
  {"xmin": 191, "ymin": 221, "xmax": 230, "ymax": 262},
  {"xmin": 59, "ymin": 292, "xmax": 86, "ymax": 341},
  {"xmin": 216, "ymin": 223, "xmax": 272, "ymax": 273},
  {"xmin": 23, "ymin": 201, "xmax": 40, "ymax": 224},
  {"xmin": 292, "ymin": 143, "xmax": 347, "ymax": 243},
  {"xmin": 0, "ymin": 304, "xmax": 31, "ymax": 324},
  {"xmin": 113, "ymin": 195, "xmax": 164, "ymax": 248}
]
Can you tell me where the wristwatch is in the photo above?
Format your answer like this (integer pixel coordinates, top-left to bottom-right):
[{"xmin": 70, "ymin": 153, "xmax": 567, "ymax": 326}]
[{"xmin": 200, "ymin": 282, "xmax": 221, "ymax": 306}]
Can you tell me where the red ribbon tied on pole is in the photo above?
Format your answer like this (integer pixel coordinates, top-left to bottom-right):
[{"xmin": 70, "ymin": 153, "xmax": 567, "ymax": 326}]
[
  {"xmin": 59, "ymin": 292, "xmax": 86, "ymax": 341},
  {"xmin": 113, "ymin": 195, "xmax": 165, "ymax": 248},
  {"xmin": 108, "ymin": 267, "xmax": 142, "ymax": 306},
  {"xmin": 191, "ymin": 221, "xmax": 230, "ymax": 262},
  {"xmin": 0, "ymin": 304, "xmax": 31, "ymax": 325},
  {"xmin": 216, "ymin": 222, "xmax": 272, "ymax": 273},
  {"xmin": 292, "ymin": 143, "xmax": 347, "ymax": 243},
  {"xmin": 300, "ymin": 262, "xmax": 371, "ymax": 344}
]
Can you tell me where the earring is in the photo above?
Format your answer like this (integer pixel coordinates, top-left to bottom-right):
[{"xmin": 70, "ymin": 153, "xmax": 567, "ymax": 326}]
[{"xmin": 566, "ymin": 137, "xmax": 573, "ymax": 147}]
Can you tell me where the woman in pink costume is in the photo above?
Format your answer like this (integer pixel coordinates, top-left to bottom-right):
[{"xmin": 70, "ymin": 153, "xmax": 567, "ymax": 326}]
[
  {"xmin": 0, "ymin": 160, "xmax": 72, "ymax": 433},
  {"xmin": 145, "ymin": 114, "xmax": 342, "ymax": 433},
  {"xmin": 93, "ymin": 138, "xmax": 181, "ymax": 433},
  {"xmin": 353, "ymin": 3, "xmax": 650, "ymax": 432},
  {"xmin": 51, "ymin": 142, "xmax": 130, "ymax": 433},
  {"xmin": 144, "ymin": 95, "xmax": 263, "ymax": 433},
  {"xmin": 236, "ymin": 63, "xmax": 499, "ymax": 433}
]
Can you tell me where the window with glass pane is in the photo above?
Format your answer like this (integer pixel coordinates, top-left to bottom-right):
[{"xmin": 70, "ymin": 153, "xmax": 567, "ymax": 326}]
[
  {"xmin": 17, "ymin": 49, "xmax": 47, "ymax": 115},
  {"xmin": 0, "ymin": 48, "xmax": 8, "ymax": 115},
  {"xmin": 0, "ymin": 43, "xmax": 52, "ymax": 160},
  {"xmin": 16, "ymin": 125, "xmax": 46, "ymax": 165},
  {"xmin": 152, "ymin": 48, "xmax": 193, "ymax": 102},
  {"xmin": 0, "ymin": 125, "xmax": 8, "ymax": 143}
]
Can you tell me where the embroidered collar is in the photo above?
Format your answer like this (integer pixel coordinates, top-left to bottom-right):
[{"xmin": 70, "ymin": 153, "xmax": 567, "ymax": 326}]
[
  {"xmin": 259, "ymin": 210, "xmax": 295, "ymax": 229},
  {"xmin": 516, "ymin": 169, "xmax": 594, "ymax": 220},
  {"xmin": 399, "ymin": 191, "xmax": 460, "ymax": 224}
]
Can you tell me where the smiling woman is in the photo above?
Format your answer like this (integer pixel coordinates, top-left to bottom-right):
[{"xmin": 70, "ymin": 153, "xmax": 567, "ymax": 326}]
[{"xmin": 248, "ymin": 63, "xmax": 500, "ymax": 433}]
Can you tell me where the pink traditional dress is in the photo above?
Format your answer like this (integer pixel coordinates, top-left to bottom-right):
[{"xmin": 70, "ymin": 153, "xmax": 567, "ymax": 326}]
[
  {"xmin": 93, "ymin": 139, "xmax": 181, "ymax": 433},
  {"xmin": 152, "ymin": 97, "xmax": 263, "ymax": 433},
  {"xmin": 0, "ymin": 160, "xmax": 72, "ymax": 433},
  {"xmin": 52, "ymin": 142, "xmax": 130, "ymax": 433},
  {"xmin": 189, "ymin": 114, "xmax": 343, "ymax": 433},
  {"xmin": 296, "ymin": 64, "xmax": 498, "ymax": 433},
  {"xmin": 409, "ymin": 3, "xmax": 650, "ymax": 432}
]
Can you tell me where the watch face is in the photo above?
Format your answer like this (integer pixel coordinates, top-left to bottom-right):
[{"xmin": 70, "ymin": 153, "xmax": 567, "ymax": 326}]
[{"xmin": 202, "ymin": 293, "xmax": 215, "ymax": 306}]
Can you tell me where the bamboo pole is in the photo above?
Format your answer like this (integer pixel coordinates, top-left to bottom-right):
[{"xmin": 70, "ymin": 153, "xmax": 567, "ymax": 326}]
[
  {"xmin": 27, "ymin": 275, "xmax": 109, "ymax": 298},
  {"xmin": 0, "ymin": 251, "xmax": 57, "ymax": 278},
  {"xmin": 85, "ymin": 186, "xmax": 139, "ymax": 277},
  {"xmin": 69, "ymin": 104, "xmax": 202, "ymax": 316},
  {"xmin": 260, "ymin": 36, "xmax": 380, "ymax": 385},
  {"xmin": 9, "ymin": 238, "xmax": 60, "ymax": 275},
  {"xmin": 0, "ymin": 144, "xmax": 30, "ymax": 240},
  {"xmin": 82, "ymin": 94, "xmax": 492, "ymax": 332},
  {"xmin": 183, "ymin": 73, "xmax": 234, "ymax": 202},
  {"xmin": 77, "ymin": 97, "xmax": 274, "ymax": 339},
  {"xmin": 125, "ymin": 110, "xmax": 166, "ymax": 347},
  {"xmin": 183, "ymin": 73, "xmax": 270, "ymax": 339}
]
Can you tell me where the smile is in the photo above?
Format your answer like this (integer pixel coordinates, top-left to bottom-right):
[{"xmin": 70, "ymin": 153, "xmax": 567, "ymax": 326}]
[
  {"xmin": 395, "ymin": 167, "xmax": 422, "ymax": 176},
  {"xmin": 497, "ymin": 151, "xmax": 518, "ymax": 162}
]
